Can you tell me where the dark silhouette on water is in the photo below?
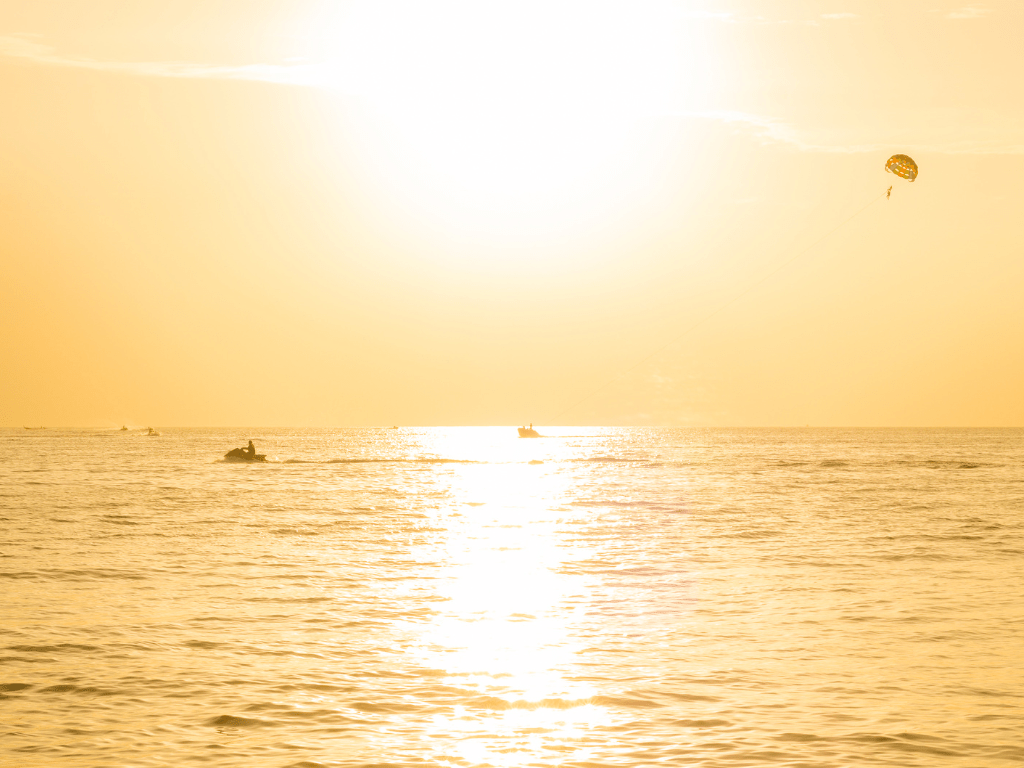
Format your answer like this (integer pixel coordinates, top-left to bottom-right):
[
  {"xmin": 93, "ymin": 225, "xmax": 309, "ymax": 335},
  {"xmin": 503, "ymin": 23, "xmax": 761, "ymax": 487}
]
[
  {"xmin": 224, "ymin": 440, "xmax": 266, "ymax": 462},
  {"xmin": 518, "ymin": 423, "xmax": 540, "ymax": 438}
]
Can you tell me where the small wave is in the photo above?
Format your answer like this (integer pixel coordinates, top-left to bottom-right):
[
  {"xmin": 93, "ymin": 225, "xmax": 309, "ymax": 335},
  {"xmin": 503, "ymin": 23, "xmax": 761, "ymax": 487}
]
[
  {"xmin": 101, "ymin": 515, "xmax": 140, "ymax": 526},
  {"xmin": 244, "ymin": 596, "xmax": 334, "ymax": 604},
  {"xmin": 591, "ymin": 694, "xmax": 665, "ymax": 709},
  {"xmin": 464, "ymin": 693, "xmax": 664, "ymax": 712},
  {"xmin": 350, "ymin": 700, "xmax": 421, "ymax": 714},
  {"xmin": 714, "ymin": 529, "xmax": 783, "ymax": 540},
  {"xmin": 184, "ymin": 640, "xmax": 222, "ymax": 650},
  {"xmin": 855, "ymin": 738, "xmax": 960, "ymax": 757},
  {"xmin": 342, "ymin": 457, "xmax": 480, "ymax": 465},
  {"xmin": 69, "ymin": 685, "xmax": 118, "ymax": 697},
  {"xmin": 9, "ymin": 644, "xmax": 99, "ymax": 653},
  {"xmin": 54, "ymin": 569, "xmax": 147, "ymax": 581},
  {"xmin": 663, "ymin": 692, "xmax": 721, "ymax": 703},
  {"xmin": 673, "ymin": 718, "xmax": 732, "ymax": 728},
  {"xmin": 572, "ymin": 499, "xmax": 659, "ymax": 508},
  {"xmin": 207, "ymin": 714, "xmax": 275, "ymax": 729},
  {"xmin": 920, "ymin": 459, "xmax": 990, "ymax": 470},
  {"xmin": 272, "ymin": 682, "xmax": 348, "ymax": 694},
  {"xmin": 276, "ymin": 457, "xmax": 483, "ymax": 465},
  {"xmin": 269, "ymin": 527, "xmax": 325, "ymax": 536},
  {"xmin": 469, "ymin": 695, "xmax": 589, "ymax": 711}
]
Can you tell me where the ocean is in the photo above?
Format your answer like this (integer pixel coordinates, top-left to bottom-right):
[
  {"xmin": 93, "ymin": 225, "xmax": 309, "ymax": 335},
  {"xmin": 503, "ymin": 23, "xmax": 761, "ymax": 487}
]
[{"xmin": 2, "ymin": 427, "xmax": 1022, "ymax": 767}]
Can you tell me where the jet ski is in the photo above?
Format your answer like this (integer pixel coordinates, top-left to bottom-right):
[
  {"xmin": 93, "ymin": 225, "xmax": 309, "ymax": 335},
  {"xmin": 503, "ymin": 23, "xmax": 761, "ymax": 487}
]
[{"xmin": 224, "ymin": 447, "xmax": 267, "ymax": 462}]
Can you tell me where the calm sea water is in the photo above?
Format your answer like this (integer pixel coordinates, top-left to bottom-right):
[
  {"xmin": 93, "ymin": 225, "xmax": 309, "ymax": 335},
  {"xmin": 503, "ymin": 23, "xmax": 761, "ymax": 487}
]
[{"xmin": 2, "ymin": 427, "xmax": 1022, "ymax": 767}]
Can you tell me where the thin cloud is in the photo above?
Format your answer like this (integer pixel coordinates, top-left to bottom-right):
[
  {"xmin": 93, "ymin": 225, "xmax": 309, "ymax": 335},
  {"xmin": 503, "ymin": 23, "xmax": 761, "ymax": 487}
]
[
  {"xmin": 5, "ymin": 33, "xmax": 1020, "ymax": 157},
  {"xmin": 946, "ymin": 6, "xmax": 991, "ymax": 19},
  {"xmin": 681, "ymin": 10, "xmax": 738, "ymax": 21},
  {"xmin": 680, "ymin": 9, "xmax": 769, "ymax": 23},
  {"xmin": 684, "ymin": 11, "xmax": 856, "ymax": 26},
  {"xmin": 692, "ymin": 110, "xmax": 882, "ymax": 153},
  {"xmin": 0, "ymin": 34, "xmax": 322, "ymax": 87},
  {"xmin": 688, "ymin": 110, "xmax": 1024, "ymax": 155}
]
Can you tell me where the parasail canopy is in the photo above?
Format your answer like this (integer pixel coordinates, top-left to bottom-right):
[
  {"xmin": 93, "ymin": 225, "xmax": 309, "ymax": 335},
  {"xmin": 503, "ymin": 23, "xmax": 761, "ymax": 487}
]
[{"xmin": 885, "ymin": 154, "xmax": 918, "ymax": 182}]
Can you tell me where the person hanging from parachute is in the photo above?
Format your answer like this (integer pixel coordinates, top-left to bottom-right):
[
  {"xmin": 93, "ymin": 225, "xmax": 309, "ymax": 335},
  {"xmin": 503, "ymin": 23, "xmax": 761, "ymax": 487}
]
[{"xmin": 885, "ymin": 154, "xmax": 917, "ymax": 199}]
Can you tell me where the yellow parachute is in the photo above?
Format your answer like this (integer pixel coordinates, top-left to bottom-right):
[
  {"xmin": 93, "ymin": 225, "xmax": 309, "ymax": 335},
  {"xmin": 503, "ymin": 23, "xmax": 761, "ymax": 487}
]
[{"xmin": 885, "ymin": 154, "xmax": 918, "ymax": 182}]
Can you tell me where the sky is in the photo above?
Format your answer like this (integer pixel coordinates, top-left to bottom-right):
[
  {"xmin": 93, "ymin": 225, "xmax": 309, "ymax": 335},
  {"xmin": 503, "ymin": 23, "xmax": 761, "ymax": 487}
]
[{"xmin": 2, "ymin": 0, "xmax": 1022, "ymax": 427}]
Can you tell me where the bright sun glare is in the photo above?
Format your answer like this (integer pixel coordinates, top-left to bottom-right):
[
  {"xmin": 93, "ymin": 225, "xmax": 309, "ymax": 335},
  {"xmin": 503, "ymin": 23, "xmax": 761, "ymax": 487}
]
[{"xmin": 308, "ymin": 1, "xmax": 700, "ymax": 248}]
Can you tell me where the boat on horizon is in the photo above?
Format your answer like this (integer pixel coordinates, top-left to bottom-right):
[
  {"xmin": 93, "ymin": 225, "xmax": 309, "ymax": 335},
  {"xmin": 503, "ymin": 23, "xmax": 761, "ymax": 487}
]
[{"xmin": 518, "ymin": 425, "xmax": 540, "ymax": 438}]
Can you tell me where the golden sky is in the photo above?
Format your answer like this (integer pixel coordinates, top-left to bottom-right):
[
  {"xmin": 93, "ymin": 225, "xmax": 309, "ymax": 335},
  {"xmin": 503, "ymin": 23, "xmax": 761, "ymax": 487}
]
[{"xmin": 2, "ymin": 1, "xmax": 1022, "ymax": 427}]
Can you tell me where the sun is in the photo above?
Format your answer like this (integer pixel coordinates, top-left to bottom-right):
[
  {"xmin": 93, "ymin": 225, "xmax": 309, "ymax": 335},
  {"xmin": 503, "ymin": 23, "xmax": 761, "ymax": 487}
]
[{"xmin": 304, "ymin": 0, "xmax": 704, "ymax": 252}]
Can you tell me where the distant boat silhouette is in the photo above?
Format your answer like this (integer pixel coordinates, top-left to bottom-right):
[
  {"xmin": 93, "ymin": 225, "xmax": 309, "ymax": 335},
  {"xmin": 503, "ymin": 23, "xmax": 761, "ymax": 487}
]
[
  {"xmin": 518, "ymin": 425, "xmax": 540, "ymax": 438},
  {"xmin": 24, "ymin": 426, "xmax": 46, "ymax": 430},
  {"xmin": 120, "ymin": 425, "xmax": 128, "ymax": 431}
]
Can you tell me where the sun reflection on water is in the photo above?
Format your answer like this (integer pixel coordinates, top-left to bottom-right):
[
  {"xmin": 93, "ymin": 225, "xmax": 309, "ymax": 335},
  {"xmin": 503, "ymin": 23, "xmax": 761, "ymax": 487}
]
[{"xmin": 406, "ymin": 428, "xmax": 612, "ymax": 761}]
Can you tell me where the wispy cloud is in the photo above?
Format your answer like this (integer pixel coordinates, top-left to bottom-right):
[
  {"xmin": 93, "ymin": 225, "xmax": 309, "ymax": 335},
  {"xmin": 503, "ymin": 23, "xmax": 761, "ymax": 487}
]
[
  {"xmin": 4, "ymin": 33, "xmax": 1021, "ymax": 157},
  {"xmin": 682, "ymin": 9, "xmax": 857, "ymax": 25},
  {"xmin": 0, "ymin": 34, "xmax": 321, "ymax": 86},
  {"xmin": 945, "ymin": 6, "xmax": 991, "ymax": 19},
  {"xmin": 690, "ymin": 110, "xmax": 882, "ymax": 153},
  {"xmin": 681, "ymin": 10, "xmax": 738, "ymax": 22},
  {"xmin": 688, "ymin": 110, "xmax": 1024, "ymax": 155}
]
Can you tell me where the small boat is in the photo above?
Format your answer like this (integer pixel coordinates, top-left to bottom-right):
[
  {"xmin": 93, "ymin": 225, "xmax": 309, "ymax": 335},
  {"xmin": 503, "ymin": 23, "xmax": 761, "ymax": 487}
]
[
  {"xmin": 146, "ymin": 427, "xmax": 160, "ymax": 436},
  {"xmin": 224, "ymin": 447, "xmax": 266, "ymax": 462},
  {"xmin": 120, "ymin": 425, "xmax": 128, "ymax": 431},
  {"xmin": 518, "ymin": 426, "xmax": 540, "ymax": 438},
  {"xmin": 24, "ymin": 426, "xmax": 46, "ymax": 430}
]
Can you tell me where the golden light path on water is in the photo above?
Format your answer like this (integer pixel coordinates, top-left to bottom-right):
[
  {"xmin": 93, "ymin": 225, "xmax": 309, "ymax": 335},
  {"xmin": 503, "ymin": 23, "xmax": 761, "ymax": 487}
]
[{"xmin": 392, "ymin": 429, "xmax": 617, "ymax": 764}]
